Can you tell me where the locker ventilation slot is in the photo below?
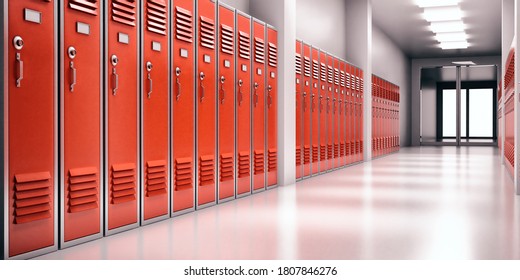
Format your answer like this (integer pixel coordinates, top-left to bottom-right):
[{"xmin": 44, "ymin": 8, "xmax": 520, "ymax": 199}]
[
  {"xmin": 220, "ymin": 154, "xmax": 234, "ymax": 182},
  {"xmin": 175, "ymin": 157, "xmax": 193, "ymax": 191},
  {"xmin": 303, "ymin": 146, "xmax": 310, "ymax": 165},
  {"xmin": 268, "ymin": 43, "xmax": 277, "ymax": 67},
  {"xmin": 295, "ymin": 146, "xmax": 302, "ymax": 166},
  {"xmin": 312, "ymin": 60, "xmax": 320, "ymax": 80},
  {"xmin": 175, "ymin": 7, "xmax": 193, "ymax": 43},
  {"xmin": 254, "ymin": 37, "xmax": 265, "ymax": 64},
  {"xmin": 334, "ymin": 68, "xmax": 340, "ymax": 85},
  {"xmin": 13, "ymin": 172, "xmax": 52, "ymax": 224},
  {"xmin": 268, "ymin": 149, "xmax": 277, "ymax": 172},
  {"xmin": 238, "ymin": 152, "xmax": 250, "ymax": 178},
  {"xmin": 334, "ymin": 144, "xmax": 339, "ymax": 158},
  {"xmin": 221, "ymin": 24, "xmax": 234, "ymax": 55},
  {"xmin": 312, "ymin": 145, "xmax": 319, "ymax": 163},
  {"xmin": 303, "ymin": 57, "xmax": 311, "ymax": 77},
  {"xmin": 110, "ymin": 163, "xmax": 136, "ymax": 204},
  {"xmin": 328, "ymin": 144, "xmax": 334, "ymax": 159},
  {"xmin": 200, "ymin": 16, "xmax": 215, "ymax": 49},
  {"xmin": 320, "ymin": 63, "xmax": 327, "ymax": 82},
  {"xmin": 346, "ymin": 73, "xmax": 351, "ymax": 89},
  {"xmin": 320, "ymin": 145, "xmax": 327, "ymax": 161},
  {"xmin": 111, "ymin": 0, "xmax": 136, "ymax": 27},
  {"xmin": 327, "ymin": 66, "xmax": 334, "ymax": 84},
  {"xmin": 147, "ymin": 0, "xmax": 167, "ymax": 35},
  {"xmin": 341, "ymin": 143, "xmax": 346, "ymax": 157},
  {"xmin": 295, "ymin": 54, "xmax": 302, "ymax": 75},
  {"xmin": 68, "ymin": 167, "xmax": 98, "ymax": 213},
  {"xmin": 239, "ymin": 31, "xmax": 251, "ymax": 60},
  {"xmin": 69, "ymin": 0, "xmax": 98, "ymax": 15},
  {"xmin": 146, "ymin": 160, "xmax": 167, "ymax": 197},
  {"xmin": 356, "ymin": 77, "xmax": 361, "ymax": 92},
  {"xmin": 254, "ymin": 150, "xmax": 265, "ymax": 174},
  {"xmin": 199, "ymin": 156, "xmax": 215, "ymax": 186},
  {"xmin": 340, "ymin": 71, "xmax": 346, "ymax": 87}
]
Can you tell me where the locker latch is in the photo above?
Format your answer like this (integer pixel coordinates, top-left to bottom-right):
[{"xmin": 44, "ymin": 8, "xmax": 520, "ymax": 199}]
[
  {"xmin": 238, "ymin": 79, "xmax": 244, "ymax": 106},
  {"xmin": 199, "ymin": 72, "xmax": 206, "ymax": 102},
  {"xmin": 267, "ymin": 85, "xmax": 273, "ymax": 108},
  {"xmin": 111, "ymin": 55, "xmax": 119, "ymax": 95},
  {"xmin": 319, "ymin": 95, "xmax": 323, "ymax": 112},
  {"xmin": 326, "ymin": 96, "xmax": 330, "ymax": 113},
  {"xmin": 333, "ymin": 98, "xmax": 337, "ymax": 114},
  {"xmin": 220, "ymin": 76, "xmax": 226, "ymax": 104},
  {"xmin": 302, "ymin": 92, "xmax": 307, "ymax": 112},
  {"xmin": 175, "ymin": 67, "xmax": 181, "ymax": 100},
  {"xmin": 68, "ymin": 46, "xmax": 77, "ymax": 92},
  {"xmin": 13, "ymin": 36, "xmax": 24, "ymax": 88},
  {"xmin": 311, "ymin": 93, "xmax": 315, "ymax": 112},
  {"xmin": 146, "ymin": 62, "xmax": 153, "ymax": 99},
  {"xmin": 254, "ymin": 82, "xmax": 259, "ymax": 107}
]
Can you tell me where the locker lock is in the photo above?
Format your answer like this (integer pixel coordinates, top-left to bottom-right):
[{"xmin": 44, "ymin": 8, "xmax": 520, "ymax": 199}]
[
  {"xmin": 200, "ymin": 72, "xmax": 205, "ymax": 80},
  {"xmin": 254, "ymin": 82, "xmax": 259, "ymax": 89},
  {"xmin": 111, "ymin": 55, "xmax": 119, "ymax": 66},
  {"xmin": 146, "ymin": 61, "xmax": 153, "ymax": 72},
  {"xmin": 13, "ymin": 36, "xmax": 24, "ymax": 50},
  {"xmin": 68, "ymin": 46, "xmax": 77, "ymax": 59},
  {"xmin": 220, "ymin": 76, "xmax": 226, "ymax": 83},
  {"xmin": 176, "ymin": 67, "xmax": 181, "ymax": 76},
  {"xmin": 238, "ymin": 79, "xmax": 243, "ymax": 87}
]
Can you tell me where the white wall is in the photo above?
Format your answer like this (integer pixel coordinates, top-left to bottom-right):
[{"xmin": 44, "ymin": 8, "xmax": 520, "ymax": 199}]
[{"xmin": 219, "ymin": 0, "xmax": 250, "ymax": 14}]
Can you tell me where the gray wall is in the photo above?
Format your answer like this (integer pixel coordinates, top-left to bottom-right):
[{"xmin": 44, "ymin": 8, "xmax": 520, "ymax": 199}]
[
  {"xmin": 420, "ymin": 76, "xmax": 437, "ymax": 142},
  {"xmin": 372, "ymin": 24, "xmax": 411, "ymax": 147},
  {"xmin": 219, "ymin": 0, "xmax": 250, "ymax": 14}
]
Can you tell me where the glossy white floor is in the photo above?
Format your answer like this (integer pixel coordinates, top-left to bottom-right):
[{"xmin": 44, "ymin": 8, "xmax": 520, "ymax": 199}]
[{"xmin": 36, "ymin": 147, "xmax": 520, "ymax": 260}]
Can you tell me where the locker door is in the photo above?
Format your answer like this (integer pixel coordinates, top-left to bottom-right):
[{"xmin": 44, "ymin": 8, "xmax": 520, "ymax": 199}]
[
  {"xmin": 141, "ymin": 0, "xmax": 169, "ymax": 223},
  {"xmin": 295, "ymin": 41, "xmax": 303, "ymax": 180},
  {"xmin": 5, "ymin": 0, "xmax": 57, "ymax": 259},
  {"xmin": 196, "ymin": 0, "xmax": 217, "ymax": 207},
  {"xmin": 372, "ymin": 76, "xmax": 377, "ymax": 157},
  {"xmin": 339, "ymin": 60, "xmax": 346, "ymax": 167},
  {"xmin": 349, "ymin": 65, "xmax": 356, "ymax": 164},
  {"xmin": 105, "ymin": 0, "xmax": 139, "ymax": 234},
  {"xmin": 217, "ymin": 4, "xmax": 235, "ymax": 202},
  {"xmin": 61, "ymin": 0, "xmax": 102, "ymax": 247},
  {"xmin": 235, "ymin": 12, "xmax": 252, "ymax": 197},
  {"xmin": 326, "ymin": 55, "xmax": 334, "ymax": 170},
  {"xmin": 171, "ymin": 0, "xmax": 195, "ymax": 214},
  {"xmin": 310, "ymin": 48, "xmax": 320, "ymax": 175},
  {"xmin": 302, "ymin": 43, "xmax": 312, "ymax": 177},
  {"xmin": 333, "ymin": 58, "xmax": 340, "ymax": 169},
  {"xmin": 266, "ymin": 25, "xmax": 278, "ymax": 188},
  {"xmin": 252, "ymin": 20, "xmax": 266, "ymax": 192},
  {"xmin": 318, "ymin": 52, "xmax": 328, "ymax": 173},
  {"xmin": 359, "ymin": 69, "xmax": 364, "ymax": 161},
  {"xmin": 345, "ymin": 64, "xmax": 351, "ymax": 165}
]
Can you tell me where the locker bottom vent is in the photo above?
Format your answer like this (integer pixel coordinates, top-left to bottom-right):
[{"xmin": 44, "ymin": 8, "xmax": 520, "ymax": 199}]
[
  {"xmin": 295, "ymin": 146, "xmax": 302, "ymax": 166},
  {"xmin": 320, "ymin": 145, "xmax": 327, "ymax": 161},
  {"xmin": 254, "ymin": 150, "xmax": 265, "ymax": 175},
  {"xmin": 220, "ymin": 154, "xmax": 234, "ymax": 182},
  {"xmin": 13, "ymin": 171, "xmax": 52, "ymax": 224},
  {"xmin": 327, "ymin": 144, "xmax": 333, "ymax": 159},
  {"xmin": 199, "ymin": 155, "xmax": 215, "ymax": 186},
  {"xmin": 312, "ymin": 145, "xmax": 319, "ymax": 163},
  {"xmin": 68, "ymin": 167, "xmax": 98, "ymax": 213},
  {"xmin": 146, "ymin": 160, "xmax": 167, "ymax": 197},
  {"xmin": 110, "ymin": 163, "xmax": 136, "ymax": 205},
  {"xmin": 303, "ymin": 146, "xmax": 310, "ymax": 165},
  {"xmin": 238, "ymin": 152, "xmax": 250, "ymax": 178},
  {"xmin": 175, "ymin": 157, "xmax": 193, "ymax": 191},
  {"xmin": 268, "ymin": 149, "xmax": 277, "ymax": 172}
]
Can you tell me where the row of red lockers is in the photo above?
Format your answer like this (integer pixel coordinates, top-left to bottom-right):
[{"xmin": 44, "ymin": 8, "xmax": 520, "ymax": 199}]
[
  {"xmin": 294, "ymin": 40, "xmax": 365, "ymax": 179},
  {"xmin": 3, "ymin": 0, "xmax": 278, "ymax": 259},
  {"xmin": 371, "ymin": 76, "xmax": 400, "ymax": 158},
  {"xmin": 500, "ymin": 47, "xmax": 515, "ymax": 177}
]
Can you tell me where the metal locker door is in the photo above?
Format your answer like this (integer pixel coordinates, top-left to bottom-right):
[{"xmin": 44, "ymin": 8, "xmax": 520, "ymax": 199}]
[
  {"xmin": 171, "ymin": 0, "xmax": 195, "ymax": 215},
  {"xmin": 295, "ymin": 40, "xmax": 303, "ymax": 180},
  {"xmin": 105, "ymin": 0, "xmax": 139, "ymax": 235},
  {"xmin": 4, "ymin": 0, "xmax": 57, "ymax": 259},
  {"xmin": 359, "ymin": 69, "xmax": 364, "ymax": 161},
  {"xmin": 345, "ymin": 63, "xmax": 352, "ymax": 166},
  {"xmin": 252, "ymin": 20, "xmax": 266, "ymax": 192},
  {"xmin": 302, "ymin": 43, "xmax": 312, "ymax": 178},
  {"xmin": 333, "ymin": 58, "xmax": 340, "ymax": 169},
  {"xmin": 217, "ymin": 4, "xmax": 235, "ymax": 202},
  {"xmin": 310, "ymin": 48, "xmax": 320, "ymax": 175},
  {"xmin": 318, "ymin": 51, "xmax": 328, "ymax": 173},
  {"xmin": 141, "ymin": 0, "xmax": 169, "ymax": 224},
  {"xmin": 339, "ymin": 60, "xmax": 346, "ymax": 167},
  {"xmin": 353, "ymin": 67, "xmax": 359, "ymax": 163},
  {"xmin": 235, "ymin": 12, "xmax": 252, "ymax": 198},
  {"xmin": 196, "ymin": 0, "xmax": 217, "ymax": 208},
  {"xmin": 349, "ymin": 65, "xmax": 356, "ymax": 163},
  {"xmin": 60, "ymin": 0, "xmax": 102, "ymax": 248},
  {"xmin": 266, "ymin": 25, "xmax": 277, "ymax": 188},
  {"xmin": 372, "ymin": 76, "xmax": 377, "ymax": 158},
  {"xmin": 326, "ymin": 54, "xmax": 334, "ymax": 171}
]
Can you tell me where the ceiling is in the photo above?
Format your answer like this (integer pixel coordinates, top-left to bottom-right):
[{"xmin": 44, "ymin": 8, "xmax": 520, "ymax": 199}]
[{"xmin": 372, "ymin": 0, "xmax": 502, "ymax": 59}]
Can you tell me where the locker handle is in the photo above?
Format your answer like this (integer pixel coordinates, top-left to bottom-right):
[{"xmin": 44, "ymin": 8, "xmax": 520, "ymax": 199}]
[
  {"xmin": 146, "ymin": 62, "xmax": 153, "ymax": 99},
  {"xmin": 302, "ymin": 92, "xmax": 307, "ymax": 112},
  {"xmin": 319, "ymin": 95, "xmax": 323, "ymax": 112},
  {"xmin": 15, "ymin": 53, "xmax": 23, "ymax": 88},
  {"xmin": 339, "ymin": 100, "xmax": 343, "ymax": 114},
  {"xmin": 175, "ymin": 67, "xmax": 181, "ymax": 101},
  {"xmin": 70, "ymin": 61, "xmax": 77, "ymax": 92},
  {"xmin": 112, "ymin": 68, "xmax": 119, "ymax": 95},
  {"xmin": 326, "ymin": 97, "xmax": 330, "ymax": 113},
  {"xmin": 311, "ymin": 94, "xmax": 315, "ymax": 112},
  {"xmin": 333, "ymin": 98, "xmax": 337, "ymax": 114},
  {"xmin": 268, "ymin": 85, "xmax": 273, "ymax": 108},
  {"xmin": 238, "ymin": 79, "xmax": 243, "ymax": 106},
  {"xmin": 199, "ymin": 72, "xmax": 205, "ymax": 103},
  {"xmin": 220, "ymin": 76, "xmax": 226, "ymax": 104},
  {"xmin": 254, "ymin": 82, "xmax": 259, "ymax": 107}
]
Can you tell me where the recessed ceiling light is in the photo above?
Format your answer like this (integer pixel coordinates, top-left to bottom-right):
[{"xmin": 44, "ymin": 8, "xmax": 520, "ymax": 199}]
[
  {"xmin": 435, "ymin": 32, "xmax": 468, "ymax": 42},
  {"xmin": 423, "ymin": 6, "xmax": 463, "ymax": 22},
  {"xmin": 452, "ymin": 61, "xmax": 476, "ymax": 65},
  {"xmin": 415, "ymin": 0, "xmax": 461, "ymax": 8},
  {"xmin": 440, "ymin": 41, "xmax": 469, "ymax": 49},
  {"xmin": 429, "ymin": 21, "xmax": 465, "ymax": 33}
]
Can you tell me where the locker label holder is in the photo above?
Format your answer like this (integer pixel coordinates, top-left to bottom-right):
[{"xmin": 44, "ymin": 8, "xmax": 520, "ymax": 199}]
[
  {"xmin": 24, "ymin": 9, "xmax": 41, "ymax": 24},
  {"xmin": 76, "ymin": 22, "xmax": 90, "ymax": 35}
]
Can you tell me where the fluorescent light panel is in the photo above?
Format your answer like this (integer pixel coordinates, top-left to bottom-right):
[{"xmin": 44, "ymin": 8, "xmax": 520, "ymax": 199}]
[
  {"xmin": 435, "ymin": 32, "xmax": 468, "ymax": 42},
  {"xmin": 440, "ymin": 41, "xmax": 469, "ymax": 49},
  {"xmin": 423, "ymin": 6, "xmax": 463, "ymax": 22},
  {"xmin": 429, "ymin": 20, "xmax": 465, "ymax": 33},
  {"xmin": 415, "ymin": 0, "xmax": 461, "ymax": 8}
]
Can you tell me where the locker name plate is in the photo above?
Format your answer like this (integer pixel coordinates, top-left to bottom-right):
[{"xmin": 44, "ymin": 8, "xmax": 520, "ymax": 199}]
[
  {"xmin": 241, "ymin": 64, "xmax": 247, "ymax": 72},
  {"xmin": 24, "ymin": 9, "xmax": 41, "ymax": 24},
  {"xmin": 271, "ymin": 72, "xmax": 276, "ymax": 78},
  {"xmin": 152, "ymin": 41, "xmax": 161, "ymax": 52},
  {"xmin": 257, "ymin": 68, "xmax": 262, "ymax": 75},
  {"xmin": 118, "ymin": 33, "xmax": 129, "ymax": 44},
  {"xmin": 204, "ymin": 55, "xmax": 211, "ymax": 63},
  {"xmin": 76, "ymin": 22, "xmax": 90, "ymax": 35},
  {"xmin": 224, "ymin": 60, "xmax": 231, "ymax": 68}
]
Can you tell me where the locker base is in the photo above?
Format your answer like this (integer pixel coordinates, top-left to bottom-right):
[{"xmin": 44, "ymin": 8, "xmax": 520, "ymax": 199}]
[
  {"xmin": 236, "ymin": 192, "xmax": 252, "ymax": 199},
  {"xmin": 60, "ymin": 231, "xmax": 103, "ymax": 250},
  {"xmin": 252, "ymin": 188, "xmax": 266, "ymax": 194},
  {"xmin": 140, "ymin": 213, "xmax": 170, "ymax": 227},
  {"xmin": 266, "ymin": 184, "xmax": 278, "ymax": 190},
  {"xmin": 104, "ymin": 222, "xmax": 140, "ymax": 237},
  {"xmin": 217, "ymin": 196, "xmax": 235, "ymax": 204},
  {"xmin": 10, "ymin": 244, "xmax": 58, "ymax": 260},
  {"xmin": 196, "ymin": 201, "xmax": 217, "ymax": 211},
  {"xmin": 171, "ymin": 207, "xmax": 196, "ymax": 218}
]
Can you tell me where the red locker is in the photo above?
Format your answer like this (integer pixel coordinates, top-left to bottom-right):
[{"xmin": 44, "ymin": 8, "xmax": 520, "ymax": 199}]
[
  {"xmin": 266, "ymin": 25, "xmax": 278, "ymax": 188},
  {"xmin": 350, "ymin": 66, "xmax": 357, "ymax": 163},
  {"xmin": 105, "ymin": 0, "xmax": 140, "ymax": 234},
  {"xmin": 4, "ymin": 0, "xmax": 57, "ymax": 259},
  {"xmin": 318, "ymin": 51, "xmax": 328, "ymax": 173},
  {"xmin": 60, "ymin": 0, "xmax": 102, "ymax": 247},
  {"xmin": 141, "ymin": 0, "xmax": 169, "ymax": 223},
  {"xmin": 295, "ymin": 41, "xmax": 303, "ymax": 180},
  {"xmin": 217, "ymin": 4, "xmax": 235, "ymax": 202},
  {"xmin": 333, "ymin": 57, "xmax": 340, "ymax": 169},
  {"xmin": 235, "ymin": 12, "xmax": 252, "ymax": 197},
  {"xmin": 359, "ymin": 69, "xmax": 364, "ymax": 161},
  {"xmin": 171, "ymin": 0, "xmax": 195, "ymax": 214},
  {"xmin": 252, "ymin": 20, "xmax": 266, "ymax": 192},
  {"xmin": 345, "ymin": 63, "xmax": 353, "ymax": 165},
  {"xmin": 372, "ymin": 76, "xmax": 378, "ymax": 157},
  {"xmin": 302, "ymin": 43, "xmax": 312, "ymax": 177},
  {"xmin": 310, "ymin": 48, "xmax": 320, "ymax": 175},
  {"xmin": 354, "ymin": 67, "xmax": 361, "ymax": 163},
  {"xmin": 326, "ymin": 54, "xmax": 334, "ymax": 170},
  {"xmin": 196, "ymin": 0, "xmax": 217, "ymax": 207},
  {"xmin": 339, "ymin": 60, "xmax": 347, "ymax": 167}
]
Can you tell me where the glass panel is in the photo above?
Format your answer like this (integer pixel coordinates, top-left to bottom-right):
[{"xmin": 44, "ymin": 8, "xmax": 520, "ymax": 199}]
[
  {"xmin": 469, "ymin": 88, "xmax": 493, "ymax": 137},
  {"xmin": 442, "ymin": 89, "xmax": 456, "ymax": 138},
  {"xmin": 461, "ymin": 89, "xmax": 467, "ymax": 138}
]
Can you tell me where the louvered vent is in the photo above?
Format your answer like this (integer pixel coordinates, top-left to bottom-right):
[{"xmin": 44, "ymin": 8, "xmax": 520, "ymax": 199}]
[
  {"xmin": 327, "ymin": 66, "xmax": 334, "ymax": 84},
  {"xmin": 346, "ymin": 141, "xmax": 350, "ymax": 155},
  {"xmin": 175, "ymin": 157, "xmax": 192, "ymax": 190},
  {"xmin": 346, "ymin": 73, "xmax": 351, "ymax": 89},
  {"xmin": 69, "ymin": 0, "xmax": 98, "ymax": 15},
  {"xmin": 147, "ymin": 0, "xmax": 167, "ymax": 35},
  {"xmin": 312, "ymin": 60, "xmax": 319, "ymax": 80},
  {"xmin": 295, "ymin": 146, "xmax": 302, "ymax": 166},
  {"xmin": 328, "ymin": 144, "xmax": 333, "ymax": 159},
  {"xmin": 200, "ymin": 16, "xmax": 215, "ymax": 49},
  {"xmin": 199, "ymin": 155, "xmax": 215, "ymax": 186},
  {"xmin": 254, "ymin": 37, "xmax": 265, "ymax": 64},
  {"xmin": 356, "ymin": 77, "xmax": 361, "ymax": 92},
  {"xmin": 303, "ymin": 57, "xmax": 311, "ymax": 77},
  {"xmin": 340, "ymin": 71, "xmax": 346, "ymax": 87},
  {"xmin": 13, "ymin": 172, "xmax": 52, "ymax": 224},
  {"xmin": 312, "ymin": 145, "xmax": 319, "ymax": 163},
  {"xmin": 254, "ymin": 150, "xmax": 265, "ymax": 174},
  {"xmin": 334, "ymin": 144, "xmax": 339, "ymax": 158},
  {"xmin": 351, "ymin": 142, "xmax": 355, "ymax": 155},
  {"xmin": 320, "ymin": 63, "xmax": 327, "ymax": 82},
  {"xmin": 295, "ymin": 54, "xmax": 302, "ymax": 75},
  {"xmin": 111, "ymin": 0, "xmax": 136, "ymax": 27},
  {"xmin": 220, "ymin": 154, "xmax": 234, "ymax": 182},
  {"xmin": 334, "ymin": 68, "xmax": 340, "ymax": 85},
  {"xmin": 68, "ymin": 167, "xmax": 98, "ymax": 213},
  {"xmin": 146, "ymin": 160, "xmax": 167, "ymax": 197},
  {"xmin": 111, "ymin": 163, "xmax": 136, "ymax": 204},
  {"xmin": 303, "ymin": 146, "xmax": 310, "ymax": 165},
  {"xmin": 340, "ymin": 143, "xmax": 346, "ymax": 157},
  {"xmin": 320, "ymin": 145, "xmax": 327, "ymax": 161},
  {"xmin": 238, "ymin": 152, "xmax": 250, "ymax": 178},
  {"xmin": 268, "ymin": 43, "xmax": 277, "ymax": 67},
  {"xmin": 268, "ymin": 149, "xmax": 277, "ymax": 172},
  {"xmin": 221, "ymin": 24, "xmax": 234, "ymax": 55},
  {"xmin": 175, "ymin": 7, "xmax": 193, "ymax": 43},
  {"xmin": 239, "ymin": 31, "xmax": 251, "ymax": 60}
]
